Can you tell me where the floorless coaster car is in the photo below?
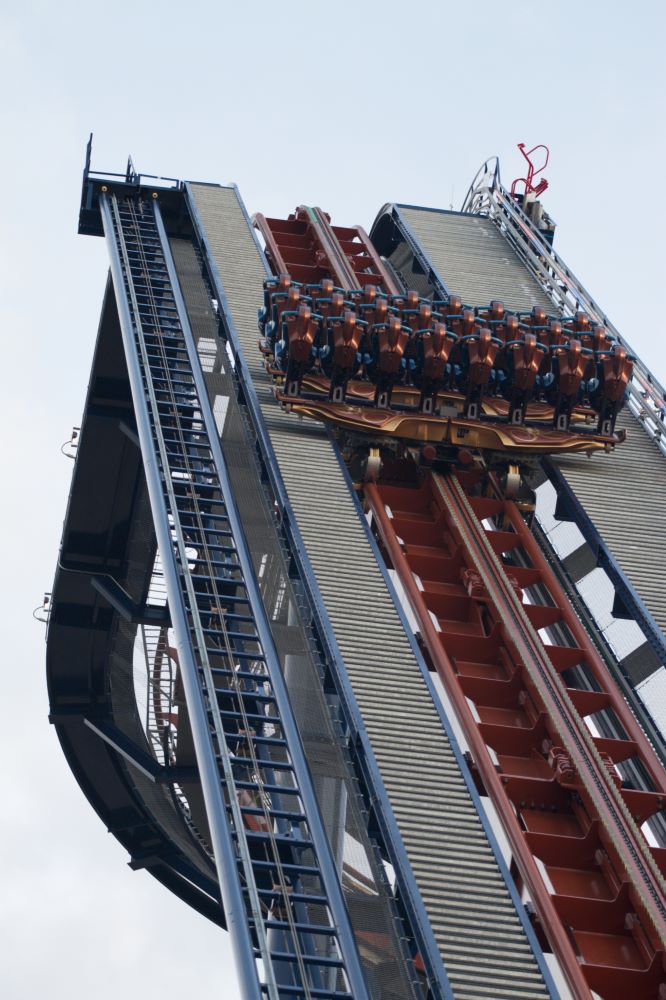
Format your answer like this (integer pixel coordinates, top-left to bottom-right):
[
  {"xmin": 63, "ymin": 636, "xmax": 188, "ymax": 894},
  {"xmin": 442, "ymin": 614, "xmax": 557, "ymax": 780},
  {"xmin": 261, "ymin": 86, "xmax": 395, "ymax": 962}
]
[
  {"xmin": 290, "ymin": 372, "xmax": 600, "ymax": 427},
  {"xmin": 259, "ymin": 293, "xmax": 634, "ymax": 437},
  {"xmin": 274, "ymin": 391, "xmax": 624, "ymax": 458}
]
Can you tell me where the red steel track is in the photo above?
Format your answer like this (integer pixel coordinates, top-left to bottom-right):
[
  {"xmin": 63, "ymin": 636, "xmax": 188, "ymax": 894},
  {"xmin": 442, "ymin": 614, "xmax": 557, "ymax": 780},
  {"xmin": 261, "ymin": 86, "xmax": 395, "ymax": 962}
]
[
  {"xmin": 365, "ymin": 472, "xmax": 666, "ymax": 999},
  {"xmin": 254, "ymin": 206, "xmax": 400, "ymax": 293}
]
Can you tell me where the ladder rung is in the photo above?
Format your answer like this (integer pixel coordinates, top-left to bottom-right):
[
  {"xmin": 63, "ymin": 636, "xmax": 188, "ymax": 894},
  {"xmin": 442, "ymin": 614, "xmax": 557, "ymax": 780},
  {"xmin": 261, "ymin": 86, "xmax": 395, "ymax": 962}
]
[
  {"xmin": 186, "ymin": 557, "xmax": 241, "ymax": 572},
  {"xmin": 240, "ymin": 805, "xmax": 306, "ymax": 823},
  {"xmin": 209, "ymin": 662, "xmax": 268, "ymax": 679},
  {"xmin": 190, "ymin": 571, "xmax": 245, "ymax": 585},
  {"xmin": 188, "ymin": 538, "xmax": 236, "ymax": 549},
  {"xmin": 229, "ymin": 755, "xmax": 295, "ymax": 774},
  {"xmin": 207, "ymin": 626, "xmax": 262, "ymax": 643},
  {"xmin": 209, "ymin": 649, "xmax": 265, "ymax": 665},
  {"xmin": 178, "ymin": 510, "xmax": 231, "ymax": 525},
  {"xmin": 262, "ymin": 988, "xmax": 352, "ymax": 1000},
  {"xmin": 255, "ymin": 888, "xmax": 328, "ymax": 906},
  {"xmin": 201, "ymin": 613, "xmax": 256, "ymax": 626},
  {"xmin": 240, "ymin": 831, "xmax": 312, "ymax": 850},
  {"xmin": 195, "ymin": 587, "xmax": 250, "ymax": 601},
  {"xmin": 145, "ymin": 345, "xmax": 190, "ymax": 357},
  {"xmin": 163, "ymin": 446, "xmax": 211, "ymax": 458},
  {"xmin": 251, "ymin": 859, "xmax": 321, "ymax": 876},
  {"xmin": 228, "ymin": 734, "xmax": 288, "ymax": 750},
  {"xmin": 171, "ymin": 480, "xmax": 223, "ymax": 494},
  {"xmin": 234, "ymin": 780, "xmax": 299, "ymax": 797},
  {"xmin": 161, "ymin": 434, "xmax": 213, "ymax": 448},
  {"xmin": 155, "ymin": 399, "xmax": 203, "ymax": 413},
  {"xmin": 213, "ymin": 680, "xmax": 272, "ymax": 696},
  {"xmin": 218, "ymin": 708, "xmax": 283, "ymax": 725},
  {"xmin": 262, "ymin": 920, "xmax": 337, "ymax": 937},
  {"xmin": 210, "ymin": 671, "xmax": 271, "ymax": 689},
  {"xmin": 150, "ymin": 369, "xmax": 195, "ymax": 381},
  {"xmin": 190, "ymin": 583, "xmax": 246, "ymax": 600},
  {"xmin": 269, "ymin": 952, "xmax": 344, "ymax": 969}
]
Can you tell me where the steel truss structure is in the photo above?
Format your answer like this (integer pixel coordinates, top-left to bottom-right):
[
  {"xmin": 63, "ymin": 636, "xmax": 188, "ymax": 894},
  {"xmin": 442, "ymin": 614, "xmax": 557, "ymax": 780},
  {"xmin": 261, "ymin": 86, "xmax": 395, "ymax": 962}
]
[{"xmin": 47, "ymin": 142, "xmax": 666, "ymax": 1000}]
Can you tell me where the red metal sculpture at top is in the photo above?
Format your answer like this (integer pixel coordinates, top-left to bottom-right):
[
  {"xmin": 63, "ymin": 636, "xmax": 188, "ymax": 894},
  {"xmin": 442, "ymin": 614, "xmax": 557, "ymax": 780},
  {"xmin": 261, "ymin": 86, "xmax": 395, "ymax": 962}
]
[{"xmin": 510, "ymin": 142, "xmax": 550, "ymax": 199}]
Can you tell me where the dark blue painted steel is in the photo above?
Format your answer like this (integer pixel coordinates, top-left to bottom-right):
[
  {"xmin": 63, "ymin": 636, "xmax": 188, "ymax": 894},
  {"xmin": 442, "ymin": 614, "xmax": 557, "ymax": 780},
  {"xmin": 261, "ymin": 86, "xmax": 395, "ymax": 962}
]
[
  {"xmin": 101, "ymin": 191, "xmax": 368, "ymax": 1000},
  {"xmin": 545, "ymin": 459, "xmax": 666, "ymax": 667},
  {"xmin": 155, "ymin": 204, "xmax": 371, "ymax": 1000},
  {"xmin": 372, "ymin": 204, "xmax": 451, "ymax": 299},
  {"xmin": 100, "ymin": 191, "xmax": 264, "ymax": 999}
]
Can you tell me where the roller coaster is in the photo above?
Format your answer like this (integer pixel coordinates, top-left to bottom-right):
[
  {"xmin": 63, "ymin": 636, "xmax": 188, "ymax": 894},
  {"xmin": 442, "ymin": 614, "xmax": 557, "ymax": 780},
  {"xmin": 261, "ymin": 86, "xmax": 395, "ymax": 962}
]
[{"xmin": 46, "ymin": 139, "xmax": 666, "ymax": 999}]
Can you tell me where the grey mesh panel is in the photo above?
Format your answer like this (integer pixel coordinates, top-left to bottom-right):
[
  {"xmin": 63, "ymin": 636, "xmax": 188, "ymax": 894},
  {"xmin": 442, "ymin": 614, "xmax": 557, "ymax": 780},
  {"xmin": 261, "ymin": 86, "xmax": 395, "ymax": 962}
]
[{"xmin": 397, "ymin": 207, "xmax": 553, "ymax": 312}]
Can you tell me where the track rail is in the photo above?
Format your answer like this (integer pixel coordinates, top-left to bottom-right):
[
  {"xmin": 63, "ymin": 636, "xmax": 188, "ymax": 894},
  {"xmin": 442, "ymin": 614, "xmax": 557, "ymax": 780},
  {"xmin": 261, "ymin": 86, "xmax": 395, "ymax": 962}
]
[
  {"xmin": 366, "ymin": 470, "xmax": 666, "ymax": 999},
  {"xmin": 254, "ymin": 206, "xmax": 401, "ymax": 294}
]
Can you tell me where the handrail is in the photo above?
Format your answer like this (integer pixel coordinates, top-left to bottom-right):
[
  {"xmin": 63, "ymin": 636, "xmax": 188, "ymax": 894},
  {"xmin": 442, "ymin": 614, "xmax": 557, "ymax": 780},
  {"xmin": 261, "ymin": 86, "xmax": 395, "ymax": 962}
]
[{"xmin": 462, "ymin": 160, "xmax": 666, "ymax": 454}]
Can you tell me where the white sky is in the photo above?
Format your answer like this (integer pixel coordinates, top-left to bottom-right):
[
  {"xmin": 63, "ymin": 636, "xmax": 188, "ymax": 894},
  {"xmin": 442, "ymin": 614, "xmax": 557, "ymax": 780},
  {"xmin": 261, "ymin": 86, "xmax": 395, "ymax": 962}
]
[{"xmin": 1, "ymin": 1, "xmax": 664, "ymax": 997}]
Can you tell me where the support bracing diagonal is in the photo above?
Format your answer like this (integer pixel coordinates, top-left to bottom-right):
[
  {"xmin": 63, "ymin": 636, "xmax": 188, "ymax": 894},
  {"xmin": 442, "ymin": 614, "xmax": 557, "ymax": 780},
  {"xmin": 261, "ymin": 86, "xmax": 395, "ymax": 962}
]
[{"xmin": 99, "ymin": 191, "xmax": 370, "ymax": 1000}]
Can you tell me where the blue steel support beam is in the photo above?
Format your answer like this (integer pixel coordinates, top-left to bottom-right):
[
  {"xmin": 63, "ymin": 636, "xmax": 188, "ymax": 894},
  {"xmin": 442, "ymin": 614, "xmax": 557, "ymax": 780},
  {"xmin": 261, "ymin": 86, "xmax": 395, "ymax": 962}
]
[
  {"xmin": 154, "ymin": 203, "xmax": 371, "ymax": 1000},
  {"xmin": 83, "ymin": 718, "xmax": 197, "ymax": 785},
  {"xmin": 545, "ymin": 459, "xmax": 666, "ymax": 667},
  {"xmin": 99, "ymin": 192, "xmax": 265, "ymax": 1000},
  {"xmin": 90, "ymin": 575, "xmax": 169, "ymax": 626}
]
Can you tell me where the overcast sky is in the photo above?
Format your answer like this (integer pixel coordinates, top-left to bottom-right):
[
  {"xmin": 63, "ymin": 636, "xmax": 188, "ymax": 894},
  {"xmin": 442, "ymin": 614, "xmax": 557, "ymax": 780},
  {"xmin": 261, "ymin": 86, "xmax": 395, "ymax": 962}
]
[{"xmin": 1, "ymin": 1, "xmax": 664, "ymax": 997}]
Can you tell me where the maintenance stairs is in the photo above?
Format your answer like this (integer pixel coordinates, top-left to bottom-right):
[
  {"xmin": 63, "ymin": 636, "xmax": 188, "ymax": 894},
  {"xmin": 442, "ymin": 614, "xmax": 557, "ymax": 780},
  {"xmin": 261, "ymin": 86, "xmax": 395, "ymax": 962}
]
[{"xmin": 100, "ymin": 191, "xmax": 369, "ymax": 1000}]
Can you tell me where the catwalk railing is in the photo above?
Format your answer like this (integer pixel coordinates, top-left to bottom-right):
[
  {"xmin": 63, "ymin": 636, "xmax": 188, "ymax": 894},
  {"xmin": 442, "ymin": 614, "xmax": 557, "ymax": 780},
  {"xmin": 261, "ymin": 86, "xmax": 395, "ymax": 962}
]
[
  {"xmin": 462, "ymin": 157, "xmax": 666, "ymax": 458},
  {"xmin": 100, "ymin": 190, "xmax": 370, "ymax": 1000}
]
